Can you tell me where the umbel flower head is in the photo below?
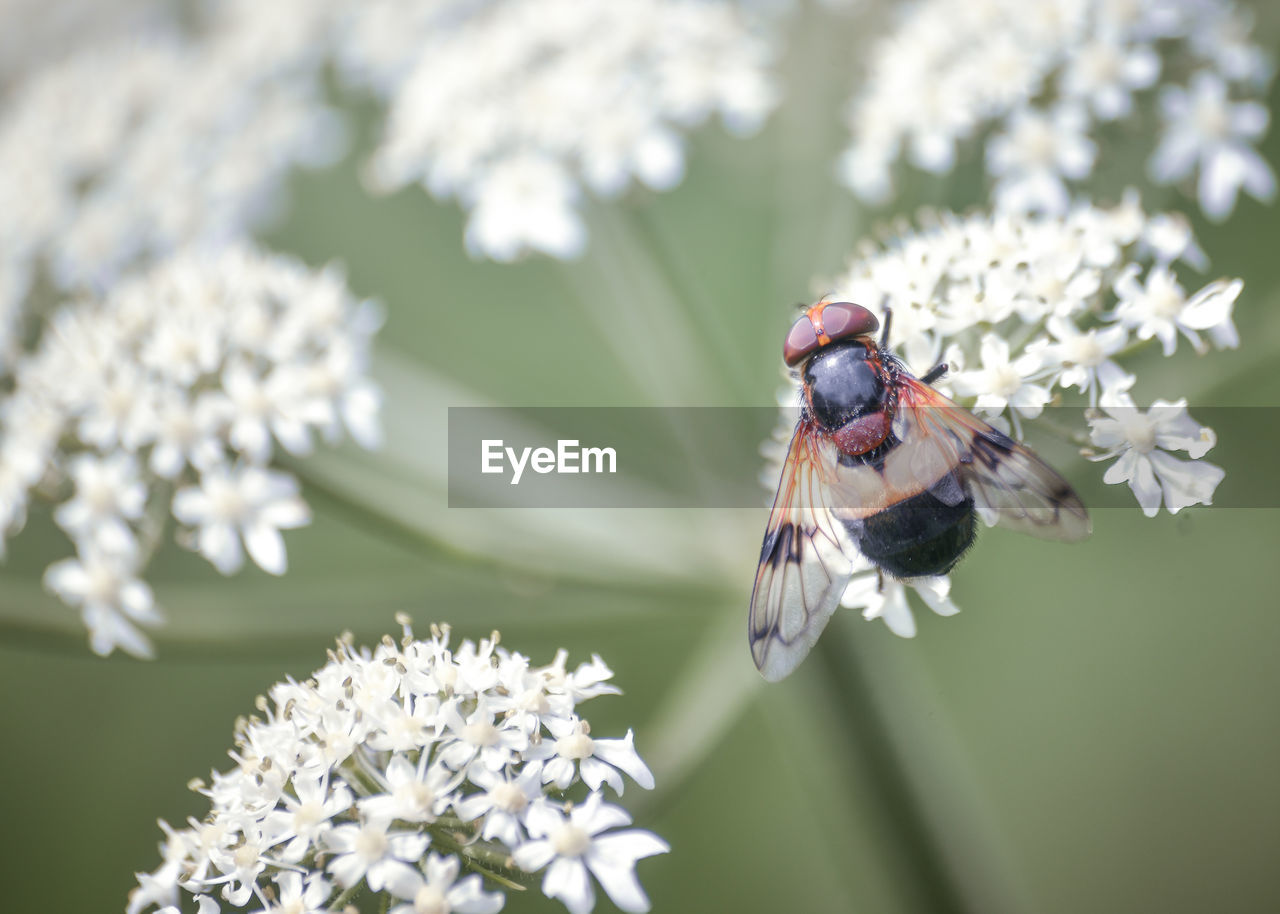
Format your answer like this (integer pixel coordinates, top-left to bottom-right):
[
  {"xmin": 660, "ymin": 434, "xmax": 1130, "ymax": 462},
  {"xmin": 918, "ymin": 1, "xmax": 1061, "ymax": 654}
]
[
  {"xmin": 126, "ymin": 619, "xmax": 668, "ymax": 914},
  {"xmin": 0, "ymin": 245, "xmax": 382, "ymax": 657},
  {"xmin": 354, "ymin": 0, "xmax": 778, "ymax": 261},
  {"xmin": 0, "ymin": 0, "xmax": 778, "ymax": 304},
  {"xmin": 840, "ymin": 0, "xmax": 1274, "ymax": 220},
  {"xmin": 764, "ymin": 196, "xmax": 1233, "ymax": 636}
]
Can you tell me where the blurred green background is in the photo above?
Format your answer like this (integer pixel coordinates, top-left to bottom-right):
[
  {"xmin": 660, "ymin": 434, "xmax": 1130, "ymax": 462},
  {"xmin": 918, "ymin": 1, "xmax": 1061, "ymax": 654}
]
[{"xmin": 2, "ymin": 3, "xmax": 1280, "ymax": 913}]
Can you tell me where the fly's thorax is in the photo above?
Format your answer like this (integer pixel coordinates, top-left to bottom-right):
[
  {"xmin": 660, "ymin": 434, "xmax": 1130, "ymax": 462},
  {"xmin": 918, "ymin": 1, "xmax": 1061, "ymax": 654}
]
[{"xmin": 803, "ymin": 340, "xmax": 888, "ymax": 431}]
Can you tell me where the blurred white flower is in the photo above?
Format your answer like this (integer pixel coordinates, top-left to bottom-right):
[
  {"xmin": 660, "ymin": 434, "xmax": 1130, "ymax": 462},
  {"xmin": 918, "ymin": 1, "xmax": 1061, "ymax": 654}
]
[
  {"xmin": 462, "ymin": 155, "xmax": 588, "ymax": 262},
  {"xmin": 0, "ymin": 25, "xmax": 341, "ymax": 301},
  {"xmin": 1059, "ymin": 27, "xmax": 1160, "ymax": 120},
  {"xmin": 1149, "ymin": 70, "xmax": 1275, "ymax": 220},
  {"xmin": 841, "ymin": 0, "xmax": 1274, "ymax": 219},
  {"xmin": 360, "ymin": 0, "xmax": 778, "ymax": 261},
  {"xmin": 43, "ymin": 542, "xmax": 160, "ymax": 658},
  {"xmin": 0, "ymin": 0, "xmax": 781, "ymax": 380},
  {"xmin": 53, "ymin": 453, "xmax": 147, "ymax": 552},
  {"xmin": 127, "ymin": 621, "xmax": 668, "ymax": 914},
  {"xmin": 0, "ymin": 246, "xmax": 381, "ymax": 656},
  {"xmin": 987, "ymin": 105, "xmax": 1097, "ymax": 215},
  {"xmin": 1087, "ymin": 395, "xmax": 1225, "ymax": 516},
  {"xmin": 0, "ymin": 0, "xmax": 166, "ymax": 88},
  {"xmin": 171, "ymin": 465, "xmax": 311, "ymax": 576}
]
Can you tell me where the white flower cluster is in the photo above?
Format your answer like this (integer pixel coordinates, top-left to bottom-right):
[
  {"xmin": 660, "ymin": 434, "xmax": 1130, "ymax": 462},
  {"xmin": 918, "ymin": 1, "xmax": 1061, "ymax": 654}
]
[
  {"xmin": 0, "ymin": 246, "xmax": 382, "ymax": 657},
  {"xmin": 0, "ymin": 22, "xmax": 341, "ymax": 370},
  {"xmin": 127, "ymin": 621, "xmax": 668, "ymax": 914},
  {"xmin": 354, "ymin": 0, "xmax": 778, "ymax": 261},
  {"xmin": 0, "ymin": 0, "xmax": 778, "ymax": 344},
  {"xmin": 764, "ymin": 197, "xmax": 1234, "ymax": 636},
  {"xmin": 840, "ymin": 0, "xmax": 1274, "ymax": 220}
]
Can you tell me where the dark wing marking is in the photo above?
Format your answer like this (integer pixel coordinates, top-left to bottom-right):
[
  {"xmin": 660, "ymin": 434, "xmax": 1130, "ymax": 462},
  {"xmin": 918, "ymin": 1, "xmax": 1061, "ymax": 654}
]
[
  {"xmin": 893, "ymin": 378, "xmax": 1091, "ymax": 541},
  {"xmin": 749, "ymin": 421, "xmax": 858, "ymax": 681}
]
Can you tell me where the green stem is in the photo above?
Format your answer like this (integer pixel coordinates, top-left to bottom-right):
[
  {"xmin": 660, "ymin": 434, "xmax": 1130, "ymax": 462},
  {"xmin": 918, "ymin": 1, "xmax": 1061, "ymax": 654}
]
[
  {"xmin": 329, "ymin": 881, "xmax": 361, "ymax": 910},
  {"xmin": 623, "ymin": 204, "xmax": 754, "ymax": 397},
  {"xmin": 425, "ymin": 820, "xmax": 530, "ymax": 890},
  {"xmin": 813, "ymin": 625, "xmax": 974, "ymax": 914}
]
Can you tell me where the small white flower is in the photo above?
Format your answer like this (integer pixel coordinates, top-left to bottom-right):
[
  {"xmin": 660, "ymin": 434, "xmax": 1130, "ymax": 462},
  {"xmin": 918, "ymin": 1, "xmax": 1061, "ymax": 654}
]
[
  {"xmin": 1149, "ymin": 70, "xmax": 1275, "ymax": 220},
  {"xmin": 44, "ymin": 542, "xmax": 161, "ymax": 658},
  {"xmin": 1037, "ymin": 315, "xmax": 1134, "ymax": 406},
  {"xmin": 264, "ymin": 772, "xmax": 352, "ymax": 863},
  {"xmin": 172, "ymin": 465, "xmax": 310, "ymax": 575},
  {"xmin": 136, "ymin": 389, "xmax": 227, "ymax": 479},
  {"xmin": 1059, "ymin": 30, "xmax": 1160, "ymax": 120},
  {"xmin": 437, "ymin": 697, "xmax": 529, "ymax": 773},
  {"xmin": 325, "ymin": 819, "xmax": 429, "ymax": 892},
  {"xmin": 514, "ymin": 793, "xmax": 669, "ymax": 914},
  {"xmin": 53, "ymin": 452, "xmax": 146, "ymax": 551},
  {"xmin": 455, "ymin": 763, "xmax": 546, "ymax": 847},
  {"xmin": 950, "ymin": 334, "xmax": 1051, "ymax": 422},
  {"xmin": 249, "ymin": 872, "xmax": 331, "ymax": 914},
  {"xmin": 1113, "ymin": 267, "xmax": 1241, "ymax": 355},
  {"xmin": 462, "ymin": 155, "xmax": 586, "ymax": 262},
  {"xmin": 1088, "ymin": 394, "xmax": 1224, "ymax": 516},
  {"xmin": 526, "ymin": 718, "xmax": 656, "ymax": 795},
  {"xmin": 219, "ymin": 358, "xmax": 314, "ymax": 462},
  {"xmin": 205, "ymin": 822, "xmax": 273, "ymax": 906},
  {"xmin": 384, "ymin": 852, "xmax": 504, "ymax": 914},
  {"xmin": 358, "ymin": 755, "xmax": 459, "ymax": 825},
  {"xmin": 988, "ymin": 105, "xmax": 1097, "ymax": 215},
  {"xmin": 841, "ymin": 570, "xmax": 959, "ymax": 639}
]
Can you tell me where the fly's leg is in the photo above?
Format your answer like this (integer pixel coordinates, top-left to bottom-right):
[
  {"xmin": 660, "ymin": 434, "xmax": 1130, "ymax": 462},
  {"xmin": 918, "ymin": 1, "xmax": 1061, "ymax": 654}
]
[{"xmin": 920, "ymin": 362, "xmax": 949, "ymax": 385}]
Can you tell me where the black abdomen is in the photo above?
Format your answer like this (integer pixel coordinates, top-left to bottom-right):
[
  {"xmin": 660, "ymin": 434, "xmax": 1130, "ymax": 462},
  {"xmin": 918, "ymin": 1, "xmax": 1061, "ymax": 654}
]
[{"xmin": 847, "ymin": 472, "xmax": 977, "ymax": 578}]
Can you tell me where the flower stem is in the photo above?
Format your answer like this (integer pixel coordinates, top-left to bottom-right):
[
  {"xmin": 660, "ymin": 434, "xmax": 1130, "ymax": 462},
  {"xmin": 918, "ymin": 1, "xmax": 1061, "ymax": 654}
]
[{"xmin": 813, "ymin": 626, "xmax": 974, "ymax": 914}]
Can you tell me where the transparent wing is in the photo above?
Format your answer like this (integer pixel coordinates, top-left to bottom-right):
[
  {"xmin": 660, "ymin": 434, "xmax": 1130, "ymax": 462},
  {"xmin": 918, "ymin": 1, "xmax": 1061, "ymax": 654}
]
[
  {"xmin": 749, "ymin": 421, "xmax": 859, "ymax": 682},
  {"xmin": 892, "ymin": 378, "xmax": 1091, "ymax": 540}
]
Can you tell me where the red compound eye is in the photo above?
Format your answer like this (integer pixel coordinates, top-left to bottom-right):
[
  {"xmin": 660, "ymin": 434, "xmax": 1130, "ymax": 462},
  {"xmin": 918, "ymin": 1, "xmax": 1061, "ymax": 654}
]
[
  {"xmin": 783, "ymin": 315, "xmax": 820, "ymax": 366},
  {"xmin": 819, "ymin": 301, "xmax": 878, "ymax": 342},
  {"xmin": 782, "ymin": 301, "xmax": 879, "ymax": 367}
]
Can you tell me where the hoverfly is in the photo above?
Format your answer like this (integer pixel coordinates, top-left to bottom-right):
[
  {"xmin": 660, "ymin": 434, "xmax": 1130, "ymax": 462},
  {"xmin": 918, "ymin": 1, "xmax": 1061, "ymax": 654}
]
[{"xmin": 749, "ymin": 301, "xmax": 1090, "ymax": 681}]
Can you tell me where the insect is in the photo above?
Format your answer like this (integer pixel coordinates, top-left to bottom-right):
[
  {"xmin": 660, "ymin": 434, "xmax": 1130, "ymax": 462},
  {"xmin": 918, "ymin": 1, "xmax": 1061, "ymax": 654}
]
[{"xmin": 750, "ymin": 300, "xmax": 1090, "ymax": 681}]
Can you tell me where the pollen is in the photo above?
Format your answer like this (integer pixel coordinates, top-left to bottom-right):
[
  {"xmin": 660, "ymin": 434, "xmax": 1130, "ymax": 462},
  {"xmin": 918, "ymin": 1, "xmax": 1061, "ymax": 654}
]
[
  {"xmin": 489, "ymin": 782, "xmax": 529, "ymax": 813},
  {"xmin": 354, "ymin": 825, "xmax": 389, "ymax": 862},
  {"xmin": 413, "ymin": 885, "xmax": 449, "ymax": 914},
  {"xmin": 549, "ymin": 823, "xmax": 591, "ymax": 858},
  {"xmin": 463, "ymin": 721, "xmax": 500, "ymax": 747}
]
